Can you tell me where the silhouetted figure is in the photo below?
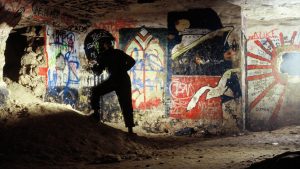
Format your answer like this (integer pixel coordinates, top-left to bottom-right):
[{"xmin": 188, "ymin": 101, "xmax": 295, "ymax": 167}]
[{"xmin": 89, "ymin": 35, "xmax": 136, "ymax": 134}]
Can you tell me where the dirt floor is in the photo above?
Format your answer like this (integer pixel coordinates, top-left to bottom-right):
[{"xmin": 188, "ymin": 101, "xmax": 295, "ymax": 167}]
[
  {"xmin": 0, "ymin": 83, "xmax": 299, "ymax": 169},
  {"xmin": 0, "ymin": 100, "xmax": 299, "ymax": 169}
]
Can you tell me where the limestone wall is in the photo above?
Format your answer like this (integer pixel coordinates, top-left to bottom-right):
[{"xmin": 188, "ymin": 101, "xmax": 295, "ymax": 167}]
[
  {"xmin": 241, "ymin": 2, "xmax": 300, "ymax": 131},
  {"xmin": 244, "ymin": 21, "xmax": 300, "ymax": 131},
  {"xmin": 79, "ymin": 3, "xmax": 242, "ymax": 134},
  {"xmin": 0, "ymin": 1, "xmax": 25, "ymax": 106},
  {"xmin": 0, "ymin": 0, "xmax": 243, "ymax": 134}
]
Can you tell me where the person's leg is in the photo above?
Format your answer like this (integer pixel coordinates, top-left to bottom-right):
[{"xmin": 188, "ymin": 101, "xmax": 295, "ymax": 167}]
[
  {"xmin": 90, "ymin": 79, "xmax": 115, "ymax": 121},
  {"xmin": 115, "ymin": 78, "xmax": 135, "ymax": 133}
]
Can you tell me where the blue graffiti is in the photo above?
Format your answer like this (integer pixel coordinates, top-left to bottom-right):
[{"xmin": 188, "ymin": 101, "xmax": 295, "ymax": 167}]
[
  {"xmin": 130, "ymin": 72, "xmax": 144, "ymax": 89},
  {"xmin": 129, "ymin": 48, "xmax": 164, "ymax": 93},
  {"xmin": 145, "ymin": 53, "xmax": 164, "ymax": 72},
  {"xmin": 46, "ymin": 28, "xmax": 80, "ymax": 107},
  {"xmin": 47, "ymin": 28, "xmax": 76, "ymax": 53}
]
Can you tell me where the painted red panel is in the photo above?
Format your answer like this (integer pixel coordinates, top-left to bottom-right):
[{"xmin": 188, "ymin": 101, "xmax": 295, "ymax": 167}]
[
  {"xmin": 38, "ymin": 67, "xmax": 48, "ymax": 76},
  {"xmin": 170, "ymin": 76, "xmax": 222, "ymax": 120}
]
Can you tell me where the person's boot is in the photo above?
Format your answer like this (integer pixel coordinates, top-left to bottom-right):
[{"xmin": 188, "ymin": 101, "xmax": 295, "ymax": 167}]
[
  {"xmin": 127, "ymin": 127, "xmax": 137, "ymax": 135},
  {"xmin": 126, "ymin": 127, "xmax": 137, "ymax": 140},
  {"xmin": 89, "ymin": 109, "xmax": 100, "ymax": 122},
  {"xmin": 128, "ymin": 127, "xmax": 133, "ymax": 134}
]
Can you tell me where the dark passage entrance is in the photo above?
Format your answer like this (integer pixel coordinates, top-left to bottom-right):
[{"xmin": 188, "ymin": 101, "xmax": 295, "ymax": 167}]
[{"xmin": 4, "ymin": 28, "xmax": 27, "ymax": 82}]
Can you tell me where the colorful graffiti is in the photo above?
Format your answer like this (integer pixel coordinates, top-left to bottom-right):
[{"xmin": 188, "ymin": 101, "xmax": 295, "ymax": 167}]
[
  {"xmin": 120, "ymin": 27, "xmax": 167, "ymax": 110},
  {"xmin": 168, "ymin": 8, "xmax": 241, "ymax": 119},
  {"xmin": 168, "ymin": 8, "xmax": 235, "ymax": 76},
  {"xmin": 246, "ymin": 29, "xmax": 300, "ymax": 129},
  {"xmin": 45, "ymin": 26, "xmax": 80, "ymax": 107}
]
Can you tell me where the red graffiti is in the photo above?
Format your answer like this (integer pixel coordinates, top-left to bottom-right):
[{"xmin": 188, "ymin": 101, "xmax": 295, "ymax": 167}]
[
  {"xmin": 170, "ymin": 76, "xmax": 222, "ymax": 120},
  {"xmin": 248, "ymin": 29, "xmax": 278, "ymax": 40},
  {"xmin": 38, "ymin": 67, "xmax": 48, "ymax": 76}
]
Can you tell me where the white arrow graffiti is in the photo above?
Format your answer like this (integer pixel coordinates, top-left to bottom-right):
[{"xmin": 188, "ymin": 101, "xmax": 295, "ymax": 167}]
[{"xmin": 187, "ymin": 68, "xmax": 240, "ymax": 111}]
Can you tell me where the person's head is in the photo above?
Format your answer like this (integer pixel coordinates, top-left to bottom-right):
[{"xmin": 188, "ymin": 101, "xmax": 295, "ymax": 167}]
[{"xmin": 98, "ymin": 36, "xmax": 115, "ymax": 51}]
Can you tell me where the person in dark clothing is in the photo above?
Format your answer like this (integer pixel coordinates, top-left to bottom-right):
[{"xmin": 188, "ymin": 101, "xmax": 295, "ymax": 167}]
[{"xmin": 89, "ymin": 36, "xmax": 136, "ymax": 134}]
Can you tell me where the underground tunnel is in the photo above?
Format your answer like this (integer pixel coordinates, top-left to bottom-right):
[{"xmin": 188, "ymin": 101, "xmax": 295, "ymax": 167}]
[{"xmin": 0, "ymin": 0, "xmax": 300, "ymax": 169}]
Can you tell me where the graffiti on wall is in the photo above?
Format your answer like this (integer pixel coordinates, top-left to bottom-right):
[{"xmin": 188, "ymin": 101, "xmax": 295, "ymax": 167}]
[
  {"xmin": 170, "ymin": 68, "xmax": 240, "ymax": 119},
  {"xmin": 120, "ymin": 27, "xmax": 167, "ymax": 110},
  {"xmin": 168, "ymin": 8, "xmax": 241, "ymax": 119},
  {"xmin": 248, "ymin": 29, "xmax": 278, "ymax": 40},
  {"xmin": 168, "ymin": 8, "xmax": 236, "ymax": 76},
  {"xmin": 45, "ymin": 26, "xmax": 80, "ymax": 107},
  {"xmin": 170, "ymin": 76, "xmax": 222, "ymax": 119},
  {"xmin": 246, "ymin": 29, "xmax": 300, "ymax": 129}
]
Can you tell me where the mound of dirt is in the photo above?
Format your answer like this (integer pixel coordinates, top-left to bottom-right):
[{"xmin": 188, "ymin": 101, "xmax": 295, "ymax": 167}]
[{"xmin": 0, "ymin": 103, "xmax": 154, "ymax": 169}]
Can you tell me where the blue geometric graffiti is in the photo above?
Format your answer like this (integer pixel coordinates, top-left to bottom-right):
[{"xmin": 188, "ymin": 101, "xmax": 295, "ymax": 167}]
[{"xmin": 129, "ymin": 48, "xmax": 165, "ymax": 91}]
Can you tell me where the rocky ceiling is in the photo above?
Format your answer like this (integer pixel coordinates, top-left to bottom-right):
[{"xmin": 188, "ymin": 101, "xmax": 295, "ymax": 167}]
[
  {"xmin": 16, "ymin": 0, "xmax": 241, "ymax": 29},
  {"xmin": 40, "ymin": 0, "xmax": 138, "ymax": 21},
  {"xmin": 7, "ymin": 0, "xmax": 300, "ymax": 30}
]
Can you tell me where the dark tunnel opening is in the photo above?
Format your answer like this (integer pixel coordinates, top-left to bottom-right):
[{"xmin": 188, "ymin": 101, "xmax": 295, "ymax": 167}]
[
  {"xmin": 4, "ymin": 26, "xmax": 44, "ymax": 82},
  {"xmin": 4, "ymin": 28, "xmax": 27, "ymax": 82}
]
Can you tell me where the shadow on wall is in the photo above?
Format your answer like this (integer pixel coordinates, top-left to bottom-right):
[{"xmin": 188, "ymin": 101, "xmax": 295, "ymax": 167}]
[{"xmin": 0, "ymin": 5, "xmax": 22, "ymax": 27}]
